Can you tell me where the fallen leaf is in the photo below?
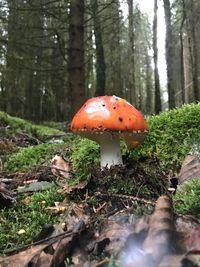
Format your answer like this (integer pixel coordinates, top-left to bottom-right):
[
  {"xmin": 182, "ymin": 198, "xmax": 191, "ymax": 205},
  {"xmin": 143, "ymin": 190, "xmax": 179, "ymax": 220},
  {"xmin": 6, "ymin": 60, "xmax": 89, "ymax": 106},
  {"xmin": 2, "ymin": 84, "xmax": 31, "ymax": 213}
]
[
  {"xmin": 178, "ymin": 155, "xmax": 200, "ymax": 184},
  {"xmin": 0, "ymin": 222, "xmax": 85, "ymax": 267},
  {"xmin": 17, "ymin": 181, "xmax": 54, "ymax": 193},
  {"xmin": 51, "ymin": 155, "xmax": 71, "ymax": 179},
  {"xmin": 62, "ymin": 180, "xmax": 88, "ymax": 193},
  {"xmin": 186, "ymin": 227, "xmax": 200, "ymax": 253}
]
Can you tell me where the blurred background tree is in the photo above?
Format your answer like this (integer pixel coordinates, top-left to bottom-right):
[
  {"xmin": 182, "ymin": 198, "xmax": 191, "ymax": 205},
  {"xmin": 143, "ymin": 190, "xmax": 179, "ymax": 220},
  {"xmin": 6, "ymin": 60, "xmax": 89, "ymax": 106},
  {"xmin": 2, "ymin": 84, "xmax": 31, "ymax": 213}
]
[{"xmin": 0, "ymin": 0, "xmax": 199, "ymax": 122}]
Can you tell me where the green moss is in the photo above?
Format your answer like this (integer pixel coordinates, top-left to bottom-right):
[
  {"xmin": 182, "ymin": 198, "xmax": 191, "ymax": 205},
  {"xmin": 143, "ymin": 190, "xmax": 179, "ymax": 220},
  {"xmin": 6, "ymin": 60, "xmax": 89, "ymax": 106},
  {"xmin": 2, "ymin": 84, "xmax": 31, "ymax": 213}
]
[
  {"xmin": 0, "ymin": 111, "xmax": 64, "ymax": 141},
  {"xmin": 0, "ymin": 187, "xmax": 64, "ymax": 254},
  {"xmin": 129, "ymin": 103, "xmax": 200, "ymax": 172},
  {"xmin": 173, "ymin": 179, "xmax": 200, "ymax": 220},
  {"xmin": 71, "ymin": 138, "xmax": 100, "ymax": 182},
  {"xmin": 71, "ymin": 103, "xmax": 200, "ymax": 175},
  {"xmin": 5, "ymin": 142, "xmax": 65, "ymax": 172}
]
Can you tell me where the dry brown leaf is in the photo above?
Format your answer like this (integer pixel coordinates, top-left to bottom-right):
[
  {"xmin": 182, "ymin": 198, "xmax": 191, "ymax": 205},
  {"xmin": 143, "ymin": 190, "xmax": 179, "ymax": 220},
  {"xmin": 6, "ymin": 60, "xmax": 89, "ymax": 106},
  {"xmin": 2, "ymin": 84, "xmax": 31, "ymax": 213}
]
[
  {"xmin": 0, "ymin": 228, "xmax": 80, "ymax": 267},
  {"xmin": 62, "ymin": 180, "xmax": 88, "ymax": 193},
  {"xmin": 0, "ymin": 243, "xmax": 50, "ymax": 267},
  {"xmin": 185, "ymin": 226, "xmax": 200, "ymax": 253},
  {"xmin": 178, "ymin": 155, "xmax": 200, "ymax": 184},
  {"xmin": 50, "ymin": 155, "xmax": 71, "ymax": 179}
]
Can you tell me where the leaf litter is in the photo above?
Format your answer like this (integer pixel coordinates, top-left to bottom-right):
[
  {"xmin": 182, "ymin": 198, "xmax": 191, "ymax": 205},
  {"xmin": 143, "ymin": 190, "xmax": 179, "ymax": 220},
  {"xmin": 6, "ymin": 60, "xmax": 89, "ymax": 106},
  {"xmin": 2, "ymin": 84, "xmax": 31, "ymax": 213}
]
[{"xmin": 0, "ymin": 152, "xmax": 200, "ymax": 266}]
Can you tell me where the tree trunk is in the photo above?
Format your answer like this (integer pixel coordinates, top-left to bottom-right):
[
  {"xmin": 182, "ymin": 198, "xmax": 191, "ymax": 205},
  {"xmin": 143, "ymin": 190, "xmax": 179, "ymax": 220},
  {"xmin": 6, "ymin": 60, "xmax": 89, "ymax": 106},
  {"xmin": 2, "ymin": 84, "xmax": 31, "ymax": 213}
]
[
  {"xmin": 179, "ymin": 0, "xmax": 186, "ymax": 104},
  {"xmin": 68, "ymin": 0, "xmax": 86, "ymax": 119},
  {"xmin": 163, "ymin": 0, "xmax": 176, "ymax": 109},
  {"xmin": 146, "ymin": 53, "xmax": 153, "ymax": 114},
  {"xmin": 153, "ymin": 0, "xmax": 162, "ymax": 113},
  {"xmin": 190, "ymin": 0, "xmax": 200, "ymax": 101},
  {"xmin": 127, "ymin": 0, "xmax": 136, "ymax": 105},
  {"xmin": 91, "ymin": 0, "xmax": 106, "ymax": 96},
  {"xmin": 5, "ymin": 0, "xmax": 21, "ymax": 116}
]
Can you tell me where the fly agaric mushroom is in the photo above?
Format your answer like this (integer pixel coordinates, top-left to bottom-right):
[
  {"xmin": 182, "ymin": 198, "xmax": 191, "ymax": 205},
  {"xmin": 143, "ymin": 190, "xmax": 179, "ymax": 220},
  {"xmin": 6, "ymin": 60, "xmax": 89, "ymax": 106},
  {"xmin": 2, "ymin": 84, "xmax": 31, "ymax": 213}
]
[{"xmin": 71, "ymin": 95, "xmax": 148, "ymax": 168}]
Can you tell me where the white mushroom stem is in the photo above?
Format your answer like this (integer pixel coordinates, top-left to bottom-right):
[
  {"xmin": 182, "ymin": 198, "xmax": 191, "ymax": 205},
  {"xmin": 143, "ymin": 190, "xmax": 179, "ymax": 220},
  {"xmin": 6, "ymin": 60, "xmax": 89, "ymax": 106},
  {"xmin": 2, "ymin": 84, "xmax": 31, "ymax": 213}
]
[{"xmin": 99, "ymin": 134, "xmax": 122, "ymax": 168}]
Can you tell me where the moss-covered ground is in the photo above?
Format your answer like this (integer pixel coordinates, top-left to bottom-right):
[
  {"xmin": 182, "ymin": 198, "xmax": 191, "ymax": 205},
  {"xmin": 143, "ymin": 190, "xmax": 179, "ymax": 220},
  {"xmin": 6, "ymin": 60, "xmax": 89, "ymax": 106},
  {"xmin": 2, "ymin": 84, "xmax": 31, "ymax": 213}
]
[{"xmin": 0, "ymin": 103, "xmax": 200, "ymax": 254}]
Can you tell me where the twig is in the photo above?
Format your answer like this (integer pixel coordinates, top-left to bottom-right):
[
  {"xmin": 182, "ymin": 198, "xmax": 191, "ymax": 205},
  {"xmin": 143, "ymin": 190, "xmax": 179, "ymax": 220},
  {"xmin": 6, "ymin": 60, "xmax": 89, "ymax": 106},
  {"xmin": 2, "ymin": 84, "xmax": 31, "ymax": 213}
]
[
  {"xmin": 4, "ymin": 220, "xmax": 86, "ymax": 255},
  {"xmin": 46, "ymin": 133, "xmax": 73, "ymax": 138},
  {"xmin": 94, "ymin": 192, "xmax": 155, "ymax": 206}
]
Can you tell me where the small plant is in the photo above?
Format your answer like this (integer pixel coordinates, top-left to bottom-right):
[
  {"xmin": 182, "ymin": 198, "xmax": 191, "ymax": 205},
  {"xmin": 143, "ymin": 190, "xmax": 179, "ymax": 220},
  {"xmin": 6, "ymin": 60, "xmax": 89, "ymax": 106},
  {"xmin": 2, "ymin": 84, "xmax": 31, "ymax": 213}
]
[{"xmin": 173, "ymin": 179, "xmax": 200, "ymax": 220}]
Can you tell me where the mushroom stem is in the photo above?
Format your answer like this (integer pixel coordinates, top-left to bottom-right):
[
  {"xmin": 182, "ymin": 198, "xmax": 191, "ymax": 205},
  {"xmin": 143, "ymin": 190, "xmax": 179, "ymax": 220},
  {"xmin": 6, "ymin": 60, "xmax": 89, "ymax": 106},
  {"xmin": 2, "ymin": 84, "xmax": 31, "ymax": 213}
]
[{"xmin": 99, "ymin": 135, "xmax": 122, "ymax": 168}]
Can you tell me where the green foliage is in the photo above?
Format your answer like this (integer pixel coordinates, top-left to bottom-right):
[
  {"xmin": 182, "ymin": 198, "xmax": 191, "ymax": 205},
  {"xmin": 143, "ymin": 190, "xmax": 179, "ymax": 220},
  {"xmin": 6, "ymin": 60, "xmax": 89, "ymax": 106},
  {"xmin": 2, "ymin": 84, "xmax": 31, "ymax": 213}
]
[
  {"xmin": 71, "ymin": 139, "xmax": 100, "ymax": 182},
  {"xmin": 173, "ymin": 179, "xmax": 200, "ymax": 220},
  {"xmin": 32, "ymin": 125, "xmax": 64, "ymax": 141},
  {"xmin": 0, "ymin": 187, "xmax": 64, "ymax": 254},
  {"xmin": 5, "ymin": 143, "xmax": 65, "ymax": 172},
  {"xmin": 106, "ymin": 256, "xmax": 122, "ymax": 267},
  {"xmin": 71, "ymin": 104, "xmax": 200, "ymax": 175},
  {"xmin": 0, "ymin": 111, "xmax": 64, "ymax": 141},
  {"xmin": 129, "ymin": 103, "xmax": 200, "ymax": 171},
  {"xmin": 195, "ymin": 259, "xmax": 200, "ymax": 267}
]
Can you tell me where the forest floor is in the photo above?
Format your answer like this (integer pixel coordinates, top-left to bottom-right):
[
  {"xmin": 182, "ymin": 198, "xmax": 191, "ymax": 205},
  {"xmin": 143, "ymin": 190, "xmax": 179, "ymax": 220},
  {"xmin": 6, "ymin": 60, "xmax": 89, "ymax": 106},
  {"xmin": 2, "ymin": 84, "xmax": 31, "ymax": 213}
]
[{"xmin": 0, "ymin": 109, "xmax": 200, "ymax": 267}]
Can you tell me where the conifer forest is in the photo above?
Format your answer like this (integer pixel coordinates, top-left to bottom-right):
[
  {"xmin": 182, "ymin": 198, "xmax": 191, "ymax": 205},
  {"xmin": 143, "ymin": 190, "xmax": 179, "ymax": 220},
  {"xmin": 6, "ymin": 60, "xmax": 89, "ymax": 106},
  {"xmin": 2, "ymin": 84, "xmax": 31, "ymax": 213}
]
[{"xmin": 0, "ymin": 0, "xmax": 199, "ymax": 122}]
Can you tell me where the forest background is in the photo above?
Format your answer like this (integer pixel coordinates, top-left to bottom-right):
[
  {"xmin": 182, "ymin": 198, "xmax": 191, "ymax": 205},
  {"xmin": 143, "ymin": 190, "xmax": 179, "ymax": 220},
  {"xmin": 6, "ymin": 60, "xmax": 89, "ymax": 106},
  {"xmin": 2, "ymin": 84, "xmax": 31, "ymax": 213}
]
[{"xmin": 0, "ymin": 0, "xmax": 199, "ymax": 122}]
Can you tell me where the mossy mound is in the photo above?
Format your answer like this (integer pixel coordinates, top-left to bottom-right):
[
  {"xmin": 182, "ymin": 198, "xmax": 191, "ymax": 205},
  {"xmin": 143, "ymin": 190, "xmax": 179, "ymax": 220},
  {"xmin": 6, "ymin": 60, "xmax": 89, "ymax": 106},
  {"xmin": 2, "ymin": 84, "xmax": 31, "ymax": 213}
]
[
  {"xmin": 4, "ymin": 142, "xmax": 69, "ymax": 172},
  {"xmin": 89, "ymin": 161, "xmax": 168, "ymax": 199},
  {"xmin": 0, "ymin": 111, "xmax": 64, "ymax": 141},
  {"xmin": 71, "ymin": 103, "xmax": 200, "ymax": 178},
  {"xmin": 70, "ymin": 103, "xmax": 200, "ymax": 197},
  {"xmin": 0, "ymin": 187, "xmax": 64, "ymax": 254},
  {"xmin": 131, "ymin": 103, "xmax": 200, "ymax": 172},
  {"xmin": 71, "ymin": 138, "xmax": 100, "ymax": 182},
  {"xmin": 0, "ymin": 111, "xmax": 74, "ymax": 172},
  {"xmin": 173, "ymin": 179, "xmax": 200, "ymax": 220},
  {"xmin": 70, "ymin": 139, "xmax": 167, "ymax": 199}
]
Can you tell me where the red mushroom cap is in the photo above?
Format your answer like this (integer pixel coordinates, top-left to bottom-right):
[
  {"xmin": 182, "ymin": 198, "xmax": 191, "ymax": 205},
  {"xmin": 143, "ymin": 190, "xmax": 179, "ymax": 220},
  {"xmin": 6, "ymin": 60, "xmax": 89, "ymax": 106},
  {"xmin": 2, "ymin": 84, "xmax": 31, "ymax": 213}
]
[{"xmin": 71, "ymin": 95, "xmax": 148, "ymax": 147}]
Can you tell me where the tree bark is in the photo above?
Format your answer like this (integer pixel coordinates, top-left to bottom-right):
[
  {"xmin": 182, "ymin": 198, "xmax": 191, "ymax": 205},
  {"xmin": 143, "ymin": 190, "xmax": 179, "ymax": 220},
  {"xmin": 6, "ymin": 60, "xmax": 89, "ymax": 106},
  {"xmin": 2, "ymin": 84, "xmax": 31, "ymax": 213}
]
[
  {"xmin": 127, "ymin": 0, "xmax": 136, "ymax": 105},
  {"xmin": 5, "ymin": 0, "xmax": 20, "ymax": 116},
  {"xmin": 153, "ymin": 0, "xmax": 162, "ymax": 113},
  {"xmin": 190, "ymin": 0, "xmax": 200, "ymax": 101},
  {"xmin": 68, "ymin": 0, "xmax": 86, "ymax": 119},
  {"xmin": 145, "ymin": 53, "xmax": 153, "ymax": 114},
  {"xmin": 163, "ymin": 0, "xmax": 176, "ymax": 109},
  {"xmin": 179, "ymin": 0, "xmax": 186, "ymax": 104},
  {"xmin": 91, "ymin": 0, "xmax": 106, "ymax": 96}
]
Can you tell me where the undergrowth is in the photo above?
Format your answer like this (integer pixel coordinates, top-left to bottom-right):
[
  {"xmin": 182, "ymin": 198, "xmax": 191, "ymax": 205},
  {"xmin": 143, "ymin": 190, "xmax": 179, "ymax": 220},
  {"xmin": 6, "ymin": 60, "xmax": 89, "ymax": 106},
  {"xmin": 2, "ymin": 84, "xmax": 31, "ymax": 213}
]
[
  {"xmin": 71, "ymin": 103, "xmax": 200, "ymax": 176},
  {"xmin": 5, "ymin": 143, "xmax": 66, "ymax": 172},
  {"xmin": 0, "ymin": 111, "xmax": 64, "ymax": 141},
  {"xmin": 173, "ymin": 179, "xmax": 200, "ymax": 220},
  {"xmin": 0, "ymin": 187, "xmax": 64, "ymax": 254},
  {"xmin": 1, "ymin": 103, "xmax": 200, "ymax": 256},
  {"xmin": 131, "ymin": 103, "xmax": 200, "ymax": 172},
  {"xmin": 71, "ymin": 138, "xmax": 100, "ymax": 182}
]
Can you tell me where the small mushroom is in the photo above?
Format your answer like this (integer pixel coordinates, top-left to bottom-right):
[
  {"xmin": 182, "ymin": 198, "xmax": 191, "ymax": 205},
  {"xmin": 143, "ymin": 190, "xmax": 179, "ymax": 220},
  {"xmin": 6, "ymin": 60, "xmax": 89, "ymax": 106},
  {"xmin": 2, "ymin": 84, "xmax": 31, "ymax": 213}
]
[{"xmin": 71, "ymin": 95, "xmax": 148, "ymax": 168}]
